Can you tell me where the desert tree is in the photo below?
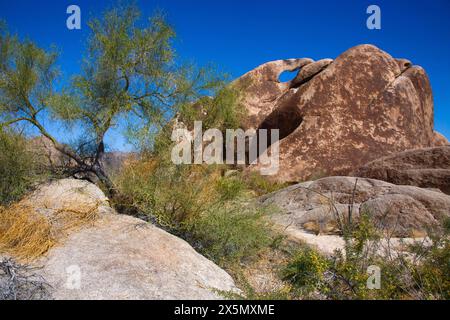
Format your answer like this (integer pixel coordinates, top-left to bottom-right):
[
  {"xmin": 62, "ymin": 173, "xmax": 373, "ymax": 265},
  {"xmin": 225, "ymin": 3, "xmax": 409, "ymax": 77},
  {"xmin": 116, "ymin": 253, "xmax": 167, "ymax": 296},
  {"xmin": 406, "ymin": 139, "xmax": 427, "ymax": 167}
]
[{"xmin": 0, "ymin": 5, "xmax": 223, "ymax": 196}]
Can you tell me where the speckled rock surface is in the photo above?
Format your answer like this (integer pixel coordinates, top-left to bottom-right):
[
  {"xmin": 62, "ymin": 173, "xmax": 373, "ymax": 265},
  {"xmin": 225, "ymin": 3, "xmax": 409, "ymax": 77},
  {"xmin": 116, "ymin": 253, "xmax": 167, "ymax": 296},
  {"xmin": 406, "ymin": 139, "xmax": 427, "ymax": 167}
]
[
  {"xmin": 261, "ymin": 176, "xmax": 450, "ymax": 238},
  {"xmin": 23, "ymin": 179, "xmax": 238, "ymax": 300},
  {"xmin": 237, "ymin": 45, "xmax": 448, "ymax": 182},
  {"xmin": 38, "ymin": 214, "xmax": 238, "ymax": 300},
  {"xmin": 353, "ymin": 146, "xmax": 450, "ymax": 194}
]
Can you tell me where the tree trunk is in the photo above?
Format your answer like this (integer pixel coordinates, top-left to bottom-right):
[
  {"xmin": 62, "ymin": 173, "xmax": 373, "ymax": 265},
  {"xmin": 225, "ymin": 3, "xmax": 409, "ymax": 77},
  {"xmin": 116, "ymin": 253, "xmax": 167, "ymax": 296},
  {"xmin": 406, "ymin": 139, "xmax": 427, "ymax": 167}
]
[
  {"xmin": 51, "ymin": 139, "xmax": 118, "ymax": 198},
  {"xmin": 91, "ymin": 162, "xmax": 117, "ymax": 197}
]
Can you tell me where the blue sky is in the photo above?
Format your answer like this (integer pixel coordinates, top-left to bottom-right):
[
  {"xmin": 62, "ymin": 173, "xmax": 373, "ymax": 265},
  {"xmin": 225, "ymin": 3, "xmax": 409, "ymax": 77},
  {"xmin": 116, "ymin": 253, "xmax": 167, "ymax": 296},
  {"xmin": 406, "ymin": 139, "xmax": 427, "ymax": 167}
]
[{"xmin": 1, "ymin": 0, "xmax": 449, "ymax": 151}]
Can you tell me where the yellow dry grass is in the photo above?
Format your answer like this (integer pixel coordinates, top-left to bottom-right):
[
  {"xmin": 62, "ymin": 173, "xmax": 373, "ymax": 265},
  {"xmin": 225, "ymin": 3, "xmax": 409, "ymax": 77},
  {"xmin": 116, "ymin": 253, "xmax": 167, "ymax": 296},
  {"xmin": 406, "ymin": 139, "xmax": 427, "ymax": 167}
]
[
  {"xmin": 0, "ymin": 201, "xmax": 100, "ymax": 262},
  {"xmin": 302, "ymin": 220, "xmax": 340, "ymax": 235}
]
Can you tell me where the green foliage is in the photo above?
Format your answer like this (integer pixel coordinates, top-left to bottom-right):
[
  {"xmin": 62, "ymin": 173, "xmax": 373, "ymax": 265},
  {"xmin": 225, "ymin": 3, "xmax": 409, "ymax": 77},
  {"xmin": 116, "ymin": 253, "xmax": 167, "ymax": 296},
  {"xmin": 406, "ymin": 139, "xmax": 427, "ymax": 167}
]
[
  {"xmin": 343, "ymin": 212, "xmax": 380, "ymax": 256},
  {"xmin": 0, "ymin": 130, "xmax": 43, "ymax": 205},
  {"xmin": 243, "ymin": 172, "xmax": 289, "ymax": 196},
  {"xmin": 215, "ymin": 177, "xmax": 246, "ymax": 201},
  {"xmin": 0, "ymin": 25, "xmax": 59, "ymax": 127},
  {"xmin": 281, "ymin": 247, "xmax": 330, "ymax": 295},
  {"xmin": 187, "ymin": 202, "xmax": 273, "ymax": 264},
  {"xmin": 281, "ymin": 214, "xmax": 450, "ymax": 300},
  {"xmin": 61, "ymin": 6, "xmax": 178, "ymax": 135},
  {"xmin": 443, "ymin": 216, "xmax": 450, "ymax": 233},
  {"xmin": 1, "ymin": 6, "xmax": 227, "ymax": 193},
  {"xmin": 61, "ymin": 4, "xmax": 228, "ymax": 151},
  {"xmin": 116, "ymin": 157, "xmax": 275, "ymax": 266},
  {"xmin": 223, "ymin": 268, "xmax": 292, "ymax": 300},
  {"xmin": 142, "ymin": 80, "xmax": 245, "ymax": 159},
  {"xmin": 178, "ymin": 84, "xmax": 245, "ymax": 132},
  {"xmin": 406, "ymin": 224, "xmax": 450, "ymax": 299}
]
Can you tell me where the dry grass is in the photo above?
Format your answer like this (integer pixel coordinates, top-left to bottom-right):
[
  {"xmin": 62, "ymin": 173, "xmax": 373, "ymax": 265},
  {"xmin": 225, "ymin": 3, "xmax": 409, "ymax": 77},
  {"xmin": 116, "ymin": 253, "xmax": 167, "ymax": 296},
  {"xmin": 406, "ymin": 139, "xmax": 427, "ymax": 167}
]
[
  {"xmin": 0, "ymin": 204, "xmax": 54, "ymax": 261},
  {"xmin": 0, "ymin": 201, "xmax": 99, "ymax": 262},
  {"xmin": 302, "ymin": 220, "xmax": 340, "ymax": 235}
]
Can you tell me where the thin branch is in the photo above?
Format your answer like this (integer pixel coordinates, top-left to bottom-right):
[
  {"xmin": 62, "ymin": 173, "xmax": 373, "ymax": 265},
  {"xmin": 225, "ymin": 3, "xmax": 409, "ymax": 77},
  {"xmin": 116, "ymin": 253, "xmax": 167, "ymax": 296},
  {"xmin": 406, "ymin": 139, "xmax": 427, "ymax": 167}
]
[{"xmin": 0, "ymin": 117, "xmax": 32, "ymax": 127}]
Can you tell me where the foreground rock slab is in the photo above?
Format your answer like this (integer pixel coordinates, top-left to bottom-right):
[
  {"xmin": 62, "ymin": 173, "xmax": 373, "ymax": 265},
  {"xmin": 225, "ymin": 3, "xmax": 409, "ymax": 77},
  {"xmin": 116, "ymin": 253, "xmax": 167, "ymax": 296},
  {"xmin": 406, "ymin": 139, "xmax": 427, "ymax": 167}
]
[
  {"xmin": 23, "ymin": 179, "xmax": 238, "ymax": 300},
  {"xmin": 39, "ymin": 214, "xmax": 237, "ymax": 300}
]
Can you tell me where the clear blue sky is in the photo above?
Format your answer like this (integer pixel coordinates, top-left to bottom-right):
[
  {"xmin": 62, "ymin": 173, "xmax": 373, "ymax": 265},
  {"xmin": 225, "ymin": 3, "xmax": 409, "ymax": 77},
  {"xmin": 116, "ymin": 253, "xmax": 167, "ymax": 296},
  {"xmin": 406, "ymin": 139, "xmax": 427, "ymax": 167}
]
[{"xmin": 1, "ymin": 0, "xmax": 449, "ymax": 151}]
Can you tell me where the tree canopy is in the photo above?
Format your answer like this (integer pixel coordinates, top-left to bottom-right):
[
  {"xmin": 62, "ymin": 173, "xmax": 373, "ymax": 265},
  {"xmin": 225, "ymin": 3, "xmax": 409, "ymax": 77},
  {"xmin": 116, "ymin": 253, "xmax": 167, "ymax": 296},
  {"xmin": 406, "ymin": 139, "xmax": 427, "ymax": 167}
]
[{"xmin": 0, "ymin": 5, "xmax": 231, "ymax": 194}]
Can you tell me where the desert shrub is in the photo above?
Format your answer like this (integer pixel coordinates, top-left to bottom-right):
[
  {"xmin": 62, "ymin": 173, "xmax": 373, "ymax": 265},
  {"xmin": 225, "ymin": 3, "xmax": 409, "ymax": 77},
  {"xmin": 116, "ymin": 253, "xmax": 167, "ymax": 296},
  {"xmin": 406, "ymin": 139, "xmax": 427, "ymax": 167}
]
[
  {"xmin": 243, "ymin": 172, "xmax": 289, "ymax": 196},
  {"xmin": 327, "ymin": 214, "xmax": 449, "ymax": 300},
  {"xmin": 0, "ymin": 129, "xmax": 43, "ymax": 205},
  {"xmin": 178, "ymin": 84, "xmax": 245, "ymax": 132},
  {"xmin": 280, "ymin": 214, "xmax": 450, "ymax": 300},
  {"xmin": 215, "ymin": 176, "xmax": 247, "ymax": 201},
  {"xmin": 281, "ymin": 247, "xmax": 330, "ymax": 296},
  {"xmin": 186, "ymin": 202, "xmax": 273, "ymax": 264},
  {"xmin": 116, "ymin": 157, "xmax": 276, "ymax": 265}
]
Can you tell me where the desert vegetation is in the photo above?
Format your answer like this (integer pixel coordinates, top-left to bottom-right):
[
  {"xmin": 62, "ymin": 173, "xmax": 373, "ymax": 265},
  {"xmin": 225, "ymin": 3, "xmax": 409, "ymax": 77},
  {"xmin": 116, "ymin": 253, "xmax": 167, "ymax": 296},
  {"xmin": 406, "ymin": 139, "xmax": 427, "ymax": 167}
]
[
  {"xmin": 0, "ymin": 129, "xmax": 47, "ymax": 205},
  {"xmin": 0, "ymin": 3, "xmax": 449, "ymax": 301},
  {"xmin": 280, "ymin": 215, "xmax": 450, "ymax": 300},
  {"xmin": 0, "ymin": 4, "xmax": 228, "ymax": 196}
]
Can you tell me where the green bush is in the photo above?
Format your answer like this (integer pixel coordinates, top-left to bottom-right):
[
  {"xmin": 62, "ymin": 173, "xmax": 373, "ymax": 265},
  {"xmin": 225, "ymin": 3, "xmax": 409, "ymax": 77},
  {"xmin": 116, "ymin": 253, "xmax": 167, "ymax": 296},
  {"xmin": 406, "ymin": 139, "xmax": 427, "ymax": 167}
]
[
  {"xmin": 186, "ymin": 202, "xmax": 273, "ymax": 264},
  {"xmin": 280, "ymin": 215, "xmax": 450, "ymax": 300},
  {"xmin": 281, "ymin": 247, "xmax": 330, "ymax": 296},
  {"xmin": 116, "ymin": 158, "xmax": 276, "ymax": 266},
  {"xmin": 116, "ymin": 159, "xmax": 221, "ymax": 227},
  {"xmin": 243, "ymin": 172, "xmax": 289, "ymax": 196},
  {"xmin": 0, "ymin": 129, "xmax": 42, "ymax": 205},
  {"xmin": 215, "ymin": 176, "xmax": 246, "ymax": 201}
]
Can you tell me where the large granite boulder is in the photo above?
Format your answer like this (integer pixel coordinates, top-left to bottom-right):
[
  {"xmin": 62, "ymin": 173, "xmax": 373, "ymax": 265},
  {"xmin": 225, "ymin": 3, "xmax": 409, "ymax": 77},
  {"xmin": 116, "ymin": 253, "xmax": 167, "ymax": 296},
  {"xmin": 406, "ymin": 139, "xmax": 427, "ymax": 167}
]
[
  {"xmin": 4, "ymin": 179, "xmax": 238, "ymax": 300},
  {"xmin": 353, "ymin": 146, "xmax": 450, "ymax": 195},
  {"xmin": 39, "ymin": 213, "xmax": 237, "ymax": 300},
  {"xmin": 260, "ymin": 176, "xmax": 450, "ymax": 238},
  {"xmin": 237, "ymin": 45, "xmax": 448, "ymax": 182}
]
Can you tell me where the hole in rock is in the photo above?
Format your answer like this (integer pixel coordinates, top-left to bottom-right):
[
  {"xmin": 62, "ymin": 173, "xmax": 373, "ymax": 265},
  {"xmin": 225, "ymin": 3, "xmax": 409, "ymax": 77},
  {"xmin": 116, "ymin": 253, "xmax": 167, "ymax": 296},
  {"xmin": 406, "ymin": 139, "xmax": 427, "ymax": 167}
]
[{"xmin": 278, "ymin": 70, "xmax": 298, "ymax": 83}]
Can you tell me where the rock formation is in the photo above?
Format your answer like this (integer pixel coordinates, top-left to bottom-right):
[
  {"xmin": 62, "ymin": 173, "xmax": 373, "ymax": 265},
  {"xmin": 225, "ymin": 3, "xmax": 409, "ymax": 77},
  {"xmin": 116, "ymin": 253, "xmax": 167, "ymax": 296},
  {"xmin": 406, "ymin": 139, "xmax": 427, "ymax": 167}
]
[
  {"xmin": 28, "ymin": 136, "xmax": 132, "ymax": 177},
  {"xmin": 236, "ymin": 44, "xmax": 448, "ymax": 182},
  {"xmin": 237, "ymin": 58, "xmax": 313, "ymax": 132},
  {"xmin": 260, "ymin": 176, "xmax": 450, "ymax": 238},
  {"xmin": 353, "ymin": 146, "xmax": 450, "ymax": 194},
  {"xmin": 10, "ymin": 179, "xmax": 238, "ymax": 300}
]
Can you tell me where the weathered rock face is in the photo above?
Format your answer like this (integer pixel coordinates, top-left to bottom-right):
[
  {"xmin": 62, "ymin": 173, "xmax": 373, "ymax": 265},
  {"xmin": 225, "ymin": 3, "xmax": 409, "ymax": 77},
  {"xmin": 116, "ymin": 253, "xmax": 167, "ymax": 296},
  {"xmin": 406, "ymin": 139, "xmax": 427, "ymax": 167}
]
[
  {"xmin": 27, "ymin": 178, "xmax": 110, "ymax": 211},
  {"xmin": 20, "ymin": 179, "xmax": 238, "ymax": 300},
  {"xmin": 28, "ymin": 136, "xmax": 132, "ymax": 177},
  {"xmin": 290, "ymin": 59, "xmax": 333, "ymax": 89},
  {"xmin": 353, "ymin": 146, "xmax": 450, "ymax": 195},
  {"xmin": 260, "ymin": 176, "xmax": 450, "ymax": 238},
  {"xmin": 237, "ymin": 58, "xmax": 314, "ymax": 132},
  {"xmin": 39, "ymin": 214, "xmax": 238, "ymax": 300},
  {"xmin": 237, "ymin": 45, "xmax": 448, "ymax": 182},
  {"xmin": 28, "ymin": 136, "xmax": 76, "ymax": 169}
]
